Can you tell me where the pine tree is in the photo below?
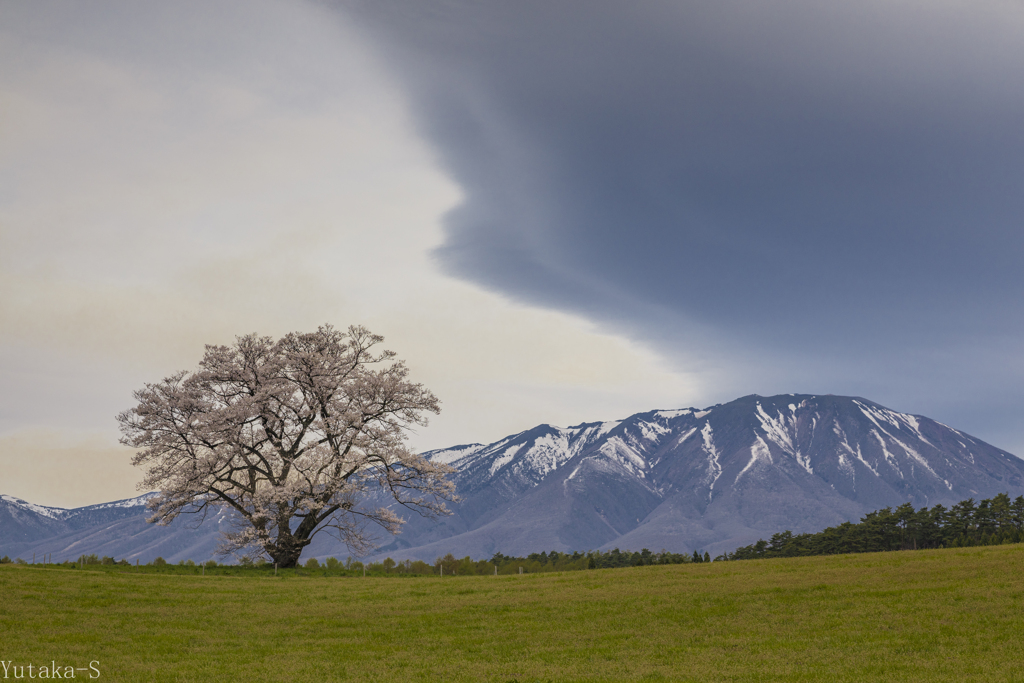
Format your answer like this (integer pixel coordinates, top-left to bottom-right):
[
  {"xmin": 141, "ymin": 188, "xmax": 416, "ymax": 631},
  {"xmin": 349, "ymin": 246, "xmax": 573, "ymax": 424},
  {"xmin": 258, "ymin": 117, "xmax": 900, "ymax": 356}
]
[{"xmin": 1011, "ymin": 496, "xmax": 1024, "ymax": 531}]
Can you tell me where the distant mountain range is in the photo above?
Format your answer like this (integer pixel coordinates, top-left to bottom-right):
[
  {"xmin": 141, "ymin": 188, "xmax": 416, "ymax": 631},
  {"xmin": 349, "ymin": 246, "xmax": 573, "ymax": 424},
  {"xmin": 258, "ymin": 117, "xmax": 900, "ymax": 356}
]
[
  {"xmin": 0, "ymin": 493, "xmax": 233, "ymax": 564},
  {"xmin": 4, "ymin": 394, "xmax": 1023, "ymax": 563}
]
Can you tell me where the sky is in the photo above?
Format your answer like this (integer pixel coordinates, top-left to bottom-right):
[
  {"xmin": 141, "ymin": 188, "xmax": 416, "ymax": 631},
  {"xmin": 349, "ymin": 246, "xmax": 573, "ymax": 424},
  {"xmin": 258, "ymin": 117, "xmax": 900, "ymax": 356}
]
[{"xmin": 2, "ymin": 0, "xmax": 1022, "ymax": 507}]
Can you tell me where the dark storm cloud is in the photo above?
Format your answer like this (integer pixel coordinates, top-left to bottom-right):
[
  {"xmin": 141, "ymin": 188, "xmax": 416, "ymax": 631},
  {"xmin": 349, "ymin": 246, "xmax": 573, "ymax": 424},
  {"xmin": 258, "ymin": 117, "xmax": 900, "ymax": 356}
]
[{"xmin": 334, "ymin": 0, "xmax": 1024, "ymax": 450}]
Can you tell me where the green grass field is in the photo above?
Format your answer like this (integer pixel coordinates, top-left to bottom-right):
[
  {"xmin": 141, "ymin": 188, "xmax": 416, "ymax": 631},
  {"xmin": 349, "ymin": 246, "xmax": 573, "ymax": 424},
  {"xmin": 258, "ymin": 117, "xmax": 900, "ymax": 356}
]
[{"xmin": 3, "ymin": 544, "xmax": 1024, "ymax": 682}]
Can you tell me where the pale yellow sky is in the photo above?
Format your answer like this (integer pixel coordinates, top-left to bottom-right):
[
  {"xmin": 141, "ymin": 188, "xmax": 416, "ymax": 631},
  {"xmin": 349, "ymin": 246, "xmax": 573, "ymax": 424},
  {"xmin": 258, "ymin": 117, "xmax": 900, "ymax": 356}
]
[{"xmin": 0, "ymin": 0, "xmax": 703, "ymax": 507}]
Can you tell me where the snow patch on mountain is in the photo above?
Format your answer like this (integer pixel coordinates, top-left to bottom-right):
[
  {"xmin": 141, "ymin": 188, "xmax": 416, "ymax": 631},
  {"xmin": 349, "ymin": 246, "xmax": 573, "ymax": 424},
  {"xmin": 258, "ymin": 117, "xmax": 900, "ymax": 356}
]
[
  {"xmin": 1, "ymin": 495, "xmax": 69, "ymax": 520},
  {"xmin": 635, "ymin": 419, "xmax": 671, "ymax": 442},
  {"xmin": 853, "ymin": 442, "xmax": 877, "ymax": 477},
  {"xmin": 735, "ymin": 436, "xmax": 772, "ymax": 484},
  {"xmin": 428, "ymin": 444, "xmax": 485, "ymax": 465},
  {"xmin": 522, "ymin": 430, "xmax": 581, "ymax": 479},
  {"xmin": 598, "ymin": 437, "xmax": 648, "ymax": 477},
  {"xmin": 887, "ymin": 434, "xmax": 939, "ymax": 480},
  {"xmin": 899, "ymin": 414, "xmax": 935, "ymax": 447},
  {"xmin": 489, "ymin": 443, "xmax": 527, "ymax": 476},
  {"xmin": 756, "ymin": 402, "xmax": 812, "ymax": 474},
  {"xmin": 855, "ymin": 401, "xmax": 936, "ymax": 450},
  {"xmin": 837, "ymin": 448, "xmax": 856, "ymax": 480},
  {"xmin": 872, "ymin": 430, "xmax": 903, "ymax": 478},
  {"xmin": 701, "ymin": 423, "xmax": 722, "ymax": 499},
  {"xmin": 833, "ymin": 421, "xmax": 879, "ymax": 477},
  {"xmin": 80, "ymin": 494, "xmax": 156, "ymax": 511},
  {"xmin": 673, "ymin": 428, "xmax": 698, "ymax": 449}
]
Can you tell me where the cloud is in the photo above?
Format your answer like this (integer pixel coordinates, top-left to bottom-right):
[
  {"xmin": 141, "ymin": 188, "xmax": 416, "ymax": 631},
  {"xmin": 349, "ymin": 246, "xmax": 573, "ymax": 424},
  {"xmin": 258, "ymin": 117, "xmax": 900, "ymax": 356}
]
[
  {"xmin": 336, "ymin": 0, "xmax": 1024, "ymax": 453},
  {"xmin": 0, "ymin": 0, "xmax": 700, "ymax": 506}
]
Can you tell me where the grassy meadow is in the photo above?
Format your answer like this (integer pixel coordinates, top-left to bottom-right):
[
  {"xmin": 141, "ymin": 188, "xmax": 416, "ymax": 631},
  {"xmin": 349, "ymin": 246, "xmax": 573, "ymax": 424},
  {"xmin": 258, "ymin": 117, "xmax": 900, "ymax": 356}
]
[{"xmin": 3, "ymin": 544, "xmax": 1024, "ymax": 682}]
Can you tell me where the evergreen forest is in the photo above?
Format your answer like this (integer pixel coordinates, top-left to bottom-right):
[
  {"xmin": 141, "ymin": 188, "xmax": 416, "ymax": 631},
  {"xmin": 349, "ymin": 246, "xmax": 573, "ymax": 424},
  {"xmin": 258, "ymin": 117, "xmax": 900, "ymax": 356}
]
[{"xmin": 724, "ymin": 492, "xmax": 1024, "ymax": 560}]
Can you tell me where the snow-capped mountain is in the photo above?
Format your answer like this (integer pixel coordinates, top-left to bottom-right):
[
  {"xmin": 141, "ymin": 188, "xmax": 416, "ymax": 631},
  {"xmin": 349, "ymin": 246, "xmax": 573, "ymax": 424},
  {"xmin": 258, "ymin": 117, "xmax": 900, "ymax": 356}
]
[
  {"xmin": 365, "ymin": 394, "xmax": 1024, "ymax": 559},
  {"xmin": 4, "ymin": 394, "xmax": 1022, "ymax": 562},
  {"xmin": 0, "ymin": 493, "xmax": 233, "ymax": 563},
  {"xmin": 0, "ymin": 493, "xmax": 155, "ymax": 545}
]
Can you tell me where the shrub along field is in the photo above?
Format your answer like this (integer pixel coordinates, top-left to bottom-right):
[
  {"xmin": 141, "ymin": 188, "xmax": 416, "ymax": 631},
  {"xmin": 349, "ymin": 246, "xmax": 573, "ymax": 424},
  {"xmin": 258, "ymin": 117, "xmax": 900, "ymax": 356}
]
[{"xmin": 3, "ymin": 544, "xmax": 1024, "ymax": 682}]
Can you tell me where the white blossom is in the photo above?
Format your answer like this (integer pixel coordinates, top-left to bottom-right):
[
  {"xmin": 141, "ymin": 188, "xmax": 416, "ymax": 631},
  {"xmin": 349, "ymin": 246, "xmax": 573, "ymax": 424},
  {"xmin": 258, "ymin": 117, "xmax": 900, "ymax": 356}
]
[{"xmin": 118, "ymin": 325, "xmax": 454, "ymax": 567}]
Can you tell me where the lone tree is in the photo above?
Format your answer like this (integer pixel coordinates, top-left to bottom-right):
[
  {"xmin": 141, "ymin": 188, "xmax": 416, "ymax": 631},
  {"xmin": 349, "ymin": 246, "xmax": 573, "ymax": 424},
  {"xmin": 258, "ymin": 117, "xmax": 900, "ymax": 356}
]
[{"xmin": 118, "ymin": 325, "xmax": 454, "ymax": 568}]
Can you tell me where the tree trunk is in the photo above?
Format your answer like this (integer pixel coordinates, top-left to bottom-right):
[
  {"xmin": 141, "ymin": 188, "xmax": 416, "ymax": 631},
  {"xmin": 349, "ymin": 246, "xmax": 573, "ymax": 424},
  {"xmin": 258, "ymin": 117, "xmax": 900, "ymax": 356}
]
[
  {"xmin": 268, "ymin": 546, "xmax": 303, "ymax": 568},
  {"xmin": 267, "ymin": 528, "xmax": 308, "ymax": 568}
]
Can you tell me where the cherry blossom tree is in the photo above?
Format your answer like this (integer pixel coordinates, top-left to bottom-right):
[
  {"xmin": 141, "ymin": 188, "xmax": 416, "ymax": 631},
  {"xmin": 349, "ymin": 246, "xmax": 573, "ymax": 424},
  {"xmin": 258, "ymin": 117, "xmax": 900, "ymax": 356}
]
[{"xmin": 118, "ymin": 325, "xmax": 454, "ymax": 568}]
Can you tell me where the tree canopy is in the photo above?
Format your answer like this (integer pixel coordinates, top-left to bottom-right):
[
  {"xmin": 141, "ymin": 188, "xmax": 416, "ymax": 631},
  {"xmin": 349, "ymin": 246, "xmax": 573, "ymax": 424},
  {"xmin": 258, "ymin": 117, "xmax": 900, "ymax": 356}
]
[
  {"xmin": 722, "ymin": 493, "xmax": 1024, "ymax": 561},
  {"xmin": 118, "ymin": 325, "xmax": 454, "ymax": 568}
]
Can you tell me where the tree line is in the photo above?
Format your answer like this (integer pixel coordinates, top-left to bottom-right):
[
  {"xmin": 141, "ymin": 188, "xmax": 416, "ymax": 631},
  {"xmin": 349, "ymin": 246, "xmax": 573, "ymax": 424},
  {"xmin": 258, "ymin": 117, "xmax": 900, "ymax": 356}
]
[
  {"xmin": 722, "ymin": 493, "xmax": 1024, "ymax": 561},
  {"xmin": 303, "ymin": 548, "xmax": 700, "ymax": 575},
  {"xmin": 442, "ymin": 548, "xmax": 697, "ymax": 575},
  {"xmin": 0, "ymin": 548, "xmax": 701, "ymax": 575}
]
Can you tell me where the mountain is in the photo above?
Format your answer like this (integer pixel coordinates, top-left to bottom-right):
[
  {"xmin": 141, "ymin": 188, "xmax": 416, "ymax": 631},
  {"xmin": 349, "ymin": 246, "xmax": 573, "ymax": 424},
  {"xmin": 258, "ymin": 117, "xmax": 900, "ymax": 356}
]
[
  {"xmin": 0, "ymin": 493, "xmax": 234, "ymax": 563},
  {"xmin": 0, "ymin": 495, "xmax": 73, "ymax": 548},
  {"xmin": 4, "ymin": 394, "xmax": 1022, "ymax": 562},
  {"xmin": 363, "ymin": 394, "xmax": 1024, "ymax": 559}
]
